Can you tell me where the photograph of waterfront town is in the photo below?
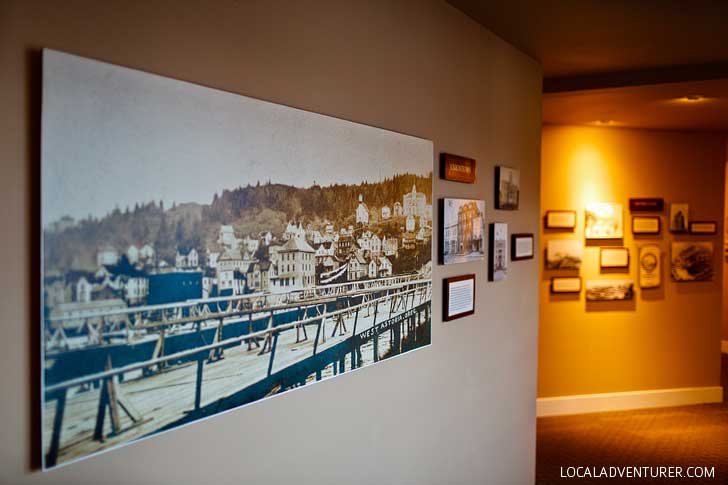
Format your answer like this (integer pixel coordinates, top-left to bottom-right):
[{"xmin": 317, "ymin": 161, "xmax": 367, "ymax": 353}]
[{"xmin": 41, "ymin": 50, "xmax": 433, "ymax": 468}]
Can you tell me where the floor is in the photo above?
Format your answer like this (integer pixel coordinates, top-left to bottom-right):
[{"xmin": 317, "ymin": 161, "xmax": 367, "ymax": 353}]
[{"xmin": 536, "ymin": 354, "xmax": 728, "ymax": 484}]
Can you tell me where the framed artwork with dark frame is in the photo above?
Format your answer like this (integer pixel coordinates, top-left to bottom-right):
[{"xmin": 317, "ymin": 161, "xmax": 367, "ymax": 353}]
[
  {"xmin": 511, "ymin": 233, "xmax": 534, "ymax": 261},
  {"xmin": 689, "ymin": 221, "xmax": 717, "ymax": 235},
  {"xmin": 544, "ymin": 210, "xmax": 576, "ymax": 230},
  {"xmin": 443, "ymin": 274, "xmax": 476, "ymax": 321},
  {"xmin": 440, "ymin": 153, "xmax": 476, "ymax": 184},
  {"xmin": 495, "ymin": 166, "xmax": 520, "ymax": 210},
  {"xmin": 632, "ymin": 216, "xmax": 661, "ymax": 235}
]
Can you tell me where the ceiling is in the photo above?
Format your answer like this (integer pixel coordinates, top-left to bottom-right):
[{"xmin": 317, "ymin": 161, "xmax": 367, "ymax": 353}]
[
  {"xmin": 542, "ymin": 78, "xmax": 728, "ymax": 132},
  {"xmin": 449, "ymin": 0, "xmax": 728, "ymax": 80}
]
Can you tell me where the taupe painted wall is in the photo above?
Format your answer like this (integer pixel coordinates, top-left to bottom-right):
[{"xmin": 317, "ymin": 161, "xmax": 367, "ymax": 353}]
[
  {"xmin": 0, "ymin": 1, "xmax": 542, "ymax": 484},
  {"xmin": 539, "ymin": 125, "xmax": 725, "ymax": 398}
]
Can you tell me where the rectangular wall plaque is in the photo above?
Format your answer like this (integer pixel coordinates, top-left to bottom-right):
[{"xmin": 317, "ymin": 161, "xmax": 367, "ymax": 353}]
[
  {"xmin": 632, "ymin": 216, "xmax": 661, "ymax": 235},
  {"xmin": 550, "ymin": 277, "xmax": 582, "ymax": 294},
  {"xmin": 443, "ymin": 274, "xmax": 475, "ymax": 321},
  {"xmin": 440, "ymin": 153, "xmax": 476, "ymax": 183},
  {"xmin": 600, "ymin": 247, "xmax": 630, "ymax": 269},
  {"xmin": 639, "ymin": 244, "xmax": 661, "ymax": 288},
  {"xmin": 629, "ymin": 198, "xmax": 664, "ymax": 212},
  {"xmin": 511, "ymin": 233, "xmax": 534, "ymax": 261},
  {"xmin": 545, "ymin": 210, "xmax": 576, "ymax": 229},
  {"xmin": 689, "ymin": 221, "xmax": 717, "ymax": 235}
]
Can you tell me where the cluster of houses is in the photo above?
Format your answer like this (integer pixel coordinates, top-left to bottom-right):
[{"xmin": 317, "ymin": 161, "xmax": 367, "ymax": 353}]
[{"xmin": 44, "ymin": 185, "xmax": 432, "ymax": 321}]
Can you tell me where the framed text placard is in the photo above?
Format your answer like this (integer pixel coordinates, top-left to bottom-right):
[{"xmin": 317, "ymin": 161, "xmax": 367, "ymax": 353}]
[
  {"xmin": 545, "ymin": 210, "xmax": 576, "ymax": 229},
  {"xmin": 440, "ymin": 153, "xmax": 476, "ymax": 183},
  {"xmin": 443, "ymin": 274, "xmax": 476, "ymax": 321}
]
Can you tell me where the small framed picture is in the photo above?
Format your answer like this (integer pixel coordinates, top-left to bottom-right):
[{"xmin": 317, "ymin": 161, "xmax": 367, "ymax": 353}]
[
  {"xmin": 546, "ymin": 239, "xmax": 583, "ymax": 270},
  {"xmin": 600, "ymin": 247, "xmax": 630, "ymax": 269},
  {"xmin": 632, "ymin": 216, "xmax": 661, "ymax": 235},
  {"xmin": 443, "ymin": 274, "xmax": 476, "ymax": 321},
  {"xmin": 495, "ymin": 166, "xmax": 519, "ymax": 210},
  {"xmin": 488, "ymin": 222, "xmax": 508, "ymax": 281},
  {"xmin": 629, "ymin": 198, "xmax": 664, "ymax": 212},
  {"xmin": 669, "ymin": 203, "xmax": 689, "ymax": 233},
  {"xmin": 440, "ymin": 198, "xmax": 486, "ymax": 264},
  {"xmin": 545, "ymin": 210, "xmax": 576, "ymax": 229},
  {"xmin": 585, "ymin": 202, "xmax": 623, "ymax": 239},
  {"xmin": 585, "ymin": 280, "xmax": 635, "ymax": 301},
  {"xmin": 440, "ymin": 153, "xmax": 476, "ymax": 184},
  {"xmin": 511, "ymin": 233, "xmax": 534, "ymax": 261},
  {"xmin": 689, "ymin": 221, "xmax": 717, "ymax": 235},
  {"xmin": 671, "ymin": 241, "xmax": 713, "ymax": 281},
  {"xmin": 639, "ymin": 245, "xmax": 661, "ymax": 289},
  {"xmin": 550, "ymin": 277, "xmax": 582, "ymax": 294}
]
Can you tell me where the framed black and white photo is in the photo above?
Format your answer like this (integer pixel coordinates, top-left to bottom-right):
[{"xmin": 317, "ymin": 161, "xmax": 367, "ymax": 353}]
[
  {"xmin": 585, "ymin": 202, "xmax": 623, "ymax": 239},
  {"xmin": 545, "ymin": 210, "xmax": 576, "ymax": 229},
  {"xmin": 600, "ymin": 247, "xmax": 630, "ymax": 269},
  {"xmin": 550, "ymin": 277, "xmax": 582, "ymax": 294},
  {"xmin": 671, "ymin": 242, "xmax": 713, "ymax": 281},
  {"xmin": 632, "ymin": 216, "xmax": 661, "ymax": 235},
  {"xmin": 545, "ymin": 239, "xmax": 582, "ymax": 270},
  {"xmin": 689, "ymin": 221, "xmax": 717, "ymax": 235},
  {"xmin": 488, "ymin": 222, "xmax": 508, "ymax": 281},
  {"xmin": 669, "ymin": 203, "xmax": 689, "ymax": 233},
  {"xmin": 443, "ymin": 274, "xmax": 475, "ymax": 321},
  {"xmin": 511, "ymin": 233, "xmax": 534, "ymax": 261},
  {"xmin": 585, "ymin": 280, "xmax": 635, "ymax": 301},
  {"xmin": 495, "ymin": 166, "xmax": 519, "ymax": 210},
  {"xmin": 440, "ymin": 198, "xmax": 485, "ymax": 264}
]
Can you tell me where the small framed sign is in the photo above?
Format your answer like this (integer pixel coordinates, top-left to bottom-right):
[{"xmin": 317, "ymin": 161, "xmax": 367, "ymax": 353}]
[
  {"xmin": 550, "ymin": 277, "xmax": 582, "ymax": 294},
  {"xmin": 600, "ymin": 247, "xmax": 630, "ymax": 269},
  {"xmin": 632, "ymin": 216, "xmax": 661, "ymax": 235},
  {"xmin": 545, "ymin": 210, "xmax": 576, "ymax": 229},
  {"xmin": 629, "ymin": 198, "xmax": 664, "ymax": 212},
  {"xmin": 440, "ymin": 153, "xmax": 476, "ymax": 184},
  {"xmin": 443, "ymin": 274, "xmax": 476, "ymax": 321},
  {"xmin": 689, "ymin": 221, "xmax": 717, "ymax": 235},
  {"xmin": 511, "ymin": 233, "xmax": 534, "ymax": 261}
]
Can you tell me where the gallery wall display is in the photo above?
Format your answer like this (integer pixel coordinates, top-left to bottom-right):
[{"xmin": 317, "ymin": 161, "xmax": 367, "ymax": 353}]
[
  {"xmin": 639, "ymin": 245, "xmax": 661, "ymax": 288},
  {"xmin": 632, "ymin": 216, "xmax": 661, "ymax": 235},
  {"xmin": 585, "ymin": 202, "xmax": 623, "ymax": 239},
  {"xmin": 495, "ymin": 166, "xmax": 520, "ymax": 210},
  {"xmin": 440, "ymin": 153, "xmax": 476, "ymax": 184},
  {"xmin": 671, "ymin": 242, "xmax": 713, "ymax": 281},
  {"xmin": 488, "ymin": 222, "xmax": 508, "ymax": 281},
  {"xmin": 440, "ymin": 198, "xmax": 485, "ymax": 264},
  {"xmin": 669, "ymin": 203, "xmax": 689, "ymax": 233},
  {"xmin": 511, "ymin": 233, "xmax": 534, "ymax": 261},
  {"xmin": 629, "ymin": 198, "xmax": 664, "ymax": 212},
  {"xmin": 599, "ymin": 247, "xmax": 630, "ymax": 269},
  {"xmin": 689, "ymin": 221, "xmax": 717, "ymax": 235},
  {"xmin": 585, "ymin": 280, "xmax": 635, "ymax": 301},
  {"xmin": 545, "ymin": 239, "xmax": 583, "ymax": 270},
  {"xmin": 443, "ymin": 274, "xmax": 476, "ymax": 321},
  {"xmin": 40, "ymin": 50, "xmax": 433, "ymax": 469},
  {"xmin": 550, "ymin": 276, "xmax": 582, "ymax": 294},
  {"xmin": 544, "ymin": 210, "xmax": 577, "ymax": 230}
]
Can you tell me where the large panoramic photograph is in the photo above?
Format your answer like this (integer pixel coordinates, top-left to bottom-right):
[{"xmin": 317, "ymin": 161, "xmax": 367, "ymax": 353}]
[{"xmin": 41, "ymin": 50, "xmax": 433, "ymax": 469}]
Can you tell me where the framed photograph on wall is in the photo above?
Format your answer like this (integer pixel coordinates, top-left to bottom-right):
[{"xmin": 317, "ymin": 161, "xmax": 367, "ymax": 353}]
[
  {"xmin": 585, "ymin": 202, "xmax": 623, "ymax": 239},
  {"xmin": 585, "ymin": 280, "xmax": 635, "ymax": 301},
  {"xmin": 511, "ymin": 233, "xmax": 534, "ymax": 261},
  {"xmin": 632, "ymin": 216, "xmax": 661, "ymax": 235},
  {"xmin": 440, "ymin": 198, "xmax": 485, "ymax": 264},
  {"xmin": 689, "ymin": 221, "xmax": 717, "ymax": 235},
  {"xmin": 495, "ymin": 166, "xmax": 519, "ymax": 210},
  {"xmin": 545, "ymin": 239, "xmax": 583, "ymax": 270},
  {"xmin": 488, "ymin": 222, "xmax": 508, "ymax": 281},
  {"xmin": 600, "ymin": 247, "xmax": 630, "ymax": 269},
  {"xmin": 443, "ymin": 274, "xmax": 476, "ymax": 321},
  {"xmin": 671, "ymin": 241, "xmax": 713, "ymax": 281},
  {"xmin": 440, "ymin": 153, "xmax": 476, "ymax": 183},
  {"xmin": 669, "ymin": 203, "xmax": 689, "ymax": 233},
  {"xmin": 550, "ymin": 276, "xmax": 582, "ymax": 294},
  {"xmin": 544, "ymin": 210, "xmax": 576, "ymax": 230},
  {"xmin": 639, "ymin": 244, "xmax": 661, "ymax": 288}
]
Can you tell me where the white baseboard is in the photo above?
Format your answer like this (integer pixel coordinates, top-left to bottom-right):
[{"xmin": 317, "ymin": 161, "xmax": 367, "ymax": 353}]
[
  {"xmin": 537, "ymin": 386, "xmax": 724, "ymax": 417},
  {"xmin": 722, "ymin": 340, "xmax": 728, "ymax": 354}
]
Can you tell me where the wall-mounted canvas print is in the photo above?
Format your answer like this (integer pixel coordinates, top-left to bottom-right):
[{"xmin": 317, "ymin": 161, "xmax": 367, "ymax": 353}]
[
  {"xmin": 639, "ymin": 245, "xmax": 661, "ymax": 288},
  {"xmin": 545, "ymin": 239, "xmax": 583, "ymax": 270},
  {"xmin": 511, "ymin": 233, "xmax": 534, "ymax": 261},
  {"xmin": 632, "ymin": 216, "xmax": 661, "ymax": 235},
  {"xmin": 488, "ymin": 223, "xmax": 508, "ymax": 281},
  {"xmin": 671, "ymin": 242, "xmax": 713, "ymax": 281},
  {"xmin": 440, "ymin": 153, "xmax": 476, "ymax": 184},
  {"xmin": 585, "ymin": 280, "xmax": 635, "ymax": 301},
  {"xmin": 544, "ymin": 210, "xmax": 576, "ymax": 230},
  {"xmin": 441, "ymin": 198, "xmax": 485, "ymax": 264},
  {"xmin": 689, "ymin": 221, "xmax": 717, "ymax": 235},
  {"xmin": 550, "ymin": 277, "xmax": 582, "ymax": 294},
  {"xmin": 600, "ymin": 247, "xmax": 629, "ymax": 269},
  {"xmin": 669, "ymin": 203, "xmax": 689, "ymax": 233},
  {"xmin": 585, "ymin": 202, "xmax": 623, "ymax": 239},
  {"xmin": 41, "ymin": 50, "xmax": 433, "ymax": 469},
  {"xmin": 495, "ymin": 166, "xmax": 519, "ymax": 210}
]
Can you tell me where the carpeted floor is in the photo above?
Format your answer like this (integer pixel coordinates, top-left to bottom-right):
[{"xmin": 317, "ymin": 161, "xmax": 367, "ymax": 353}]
[{"xmin": 536, "ymin": 354, "xmax": 728, "ymax": 484}]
